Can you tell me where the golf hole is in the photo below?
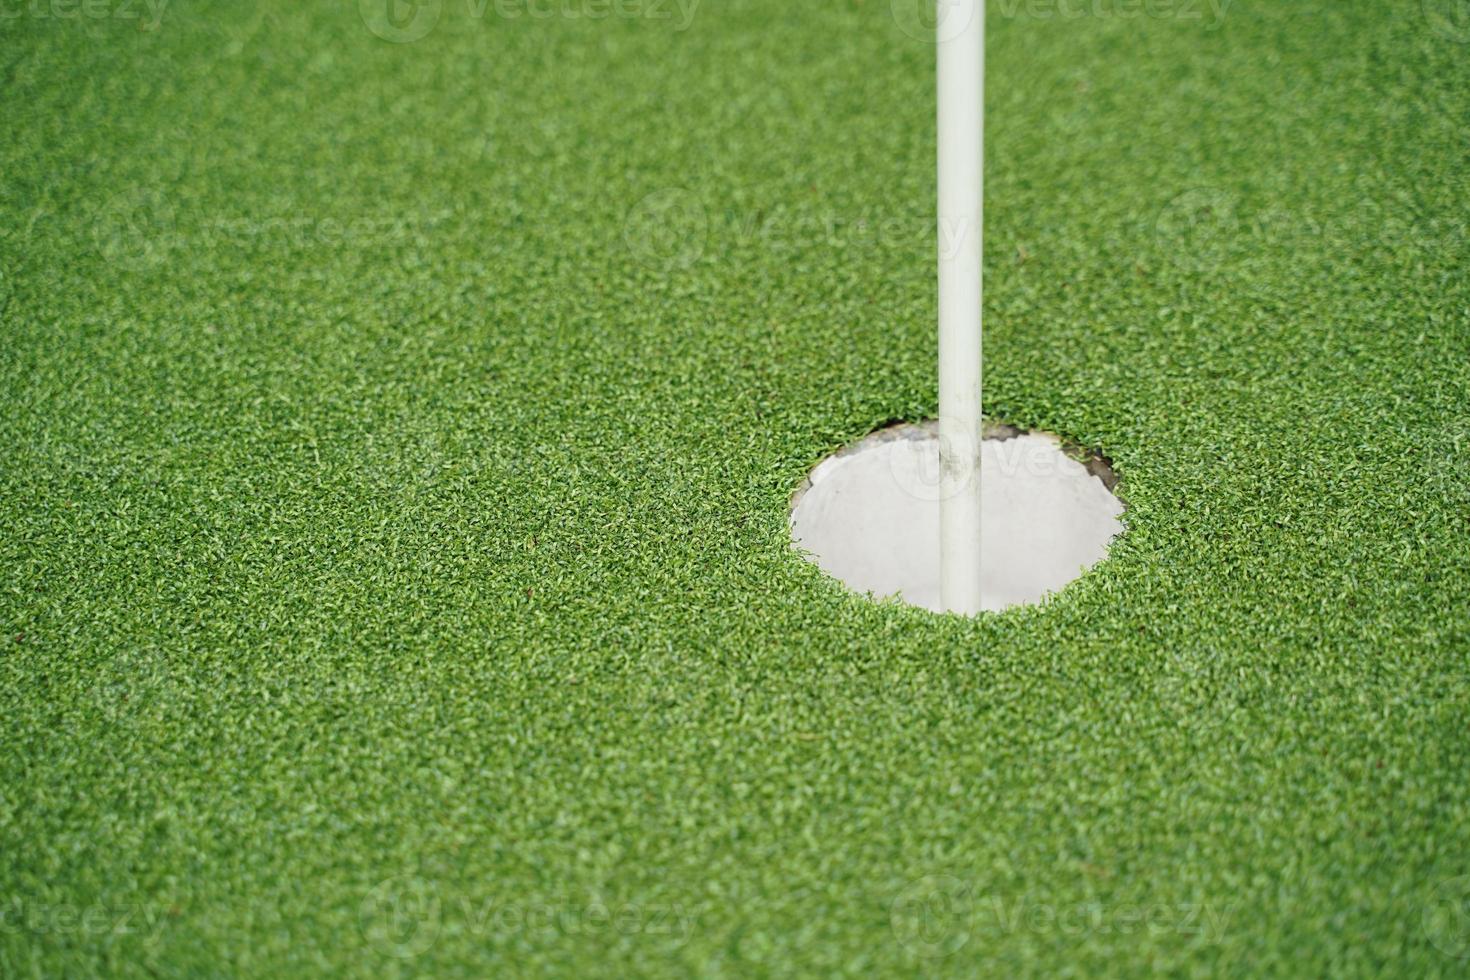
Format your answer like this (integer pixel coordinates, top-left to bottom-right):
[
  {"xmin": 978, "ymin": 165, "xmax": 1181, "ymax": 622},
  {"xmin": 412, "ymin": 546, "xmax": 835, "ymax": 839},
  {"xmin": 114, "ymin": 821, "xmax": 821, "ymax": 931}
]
[{"xmin": 790, "ymin": 422, "xmax": 1124, "ymax": 613}]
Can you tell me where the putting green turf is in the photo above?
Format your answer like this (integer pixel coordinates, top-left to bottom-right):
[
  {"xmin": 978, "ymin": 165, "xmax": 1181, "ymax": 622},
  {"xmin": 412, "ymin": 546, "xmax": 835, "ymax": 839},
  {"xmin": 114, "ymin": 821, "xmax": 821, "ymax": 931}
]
[{"xmin": 3, "ymin": 0, "xmax": 1469, "ymax": 974}]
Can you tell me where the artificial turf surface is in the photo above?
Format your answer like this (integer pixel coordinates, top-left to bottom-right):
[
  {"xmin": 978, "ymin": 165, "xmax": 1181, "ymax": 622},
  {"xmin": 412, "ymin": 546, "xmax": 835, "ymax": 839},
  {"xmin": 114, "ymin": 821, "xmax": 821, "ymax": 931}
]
[{"xmin": 2, "ymin": 0, "xmax": 1469, "ymax": 975}]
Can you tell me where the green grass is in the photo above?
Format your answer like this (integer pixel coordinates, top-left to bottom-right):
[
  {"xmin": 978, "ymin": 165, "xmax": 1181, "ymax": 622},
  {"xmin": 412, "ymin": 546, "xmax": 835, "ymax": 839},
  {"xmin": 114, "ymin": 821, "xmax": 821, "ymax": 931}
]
[{"xmin": 2, "ymin": 0, "xmax": 1469, "ymax": 975}]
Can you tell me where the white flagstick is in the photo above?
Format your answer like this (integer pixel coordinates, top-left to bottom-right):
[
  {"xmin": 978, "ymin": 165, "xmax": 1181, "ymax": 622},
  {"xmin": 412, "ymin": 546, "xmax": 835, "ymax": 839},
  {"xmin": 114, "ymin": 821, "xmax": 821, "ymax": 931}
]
[{"xmin": 937, "ymin": 0, "xmax": 984, "ymax": 614}]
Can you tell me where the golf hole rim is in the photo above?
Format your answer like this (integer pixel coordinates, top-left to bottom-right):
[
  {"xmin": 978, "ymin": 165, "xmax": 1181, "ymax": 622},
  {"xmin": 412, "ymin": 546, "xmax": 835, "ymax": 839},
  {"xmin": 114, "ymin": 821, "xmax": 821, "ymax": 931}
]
[{"xmin": 788, "ymin": 420, "xmax": 1126, "ymax": 615}]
